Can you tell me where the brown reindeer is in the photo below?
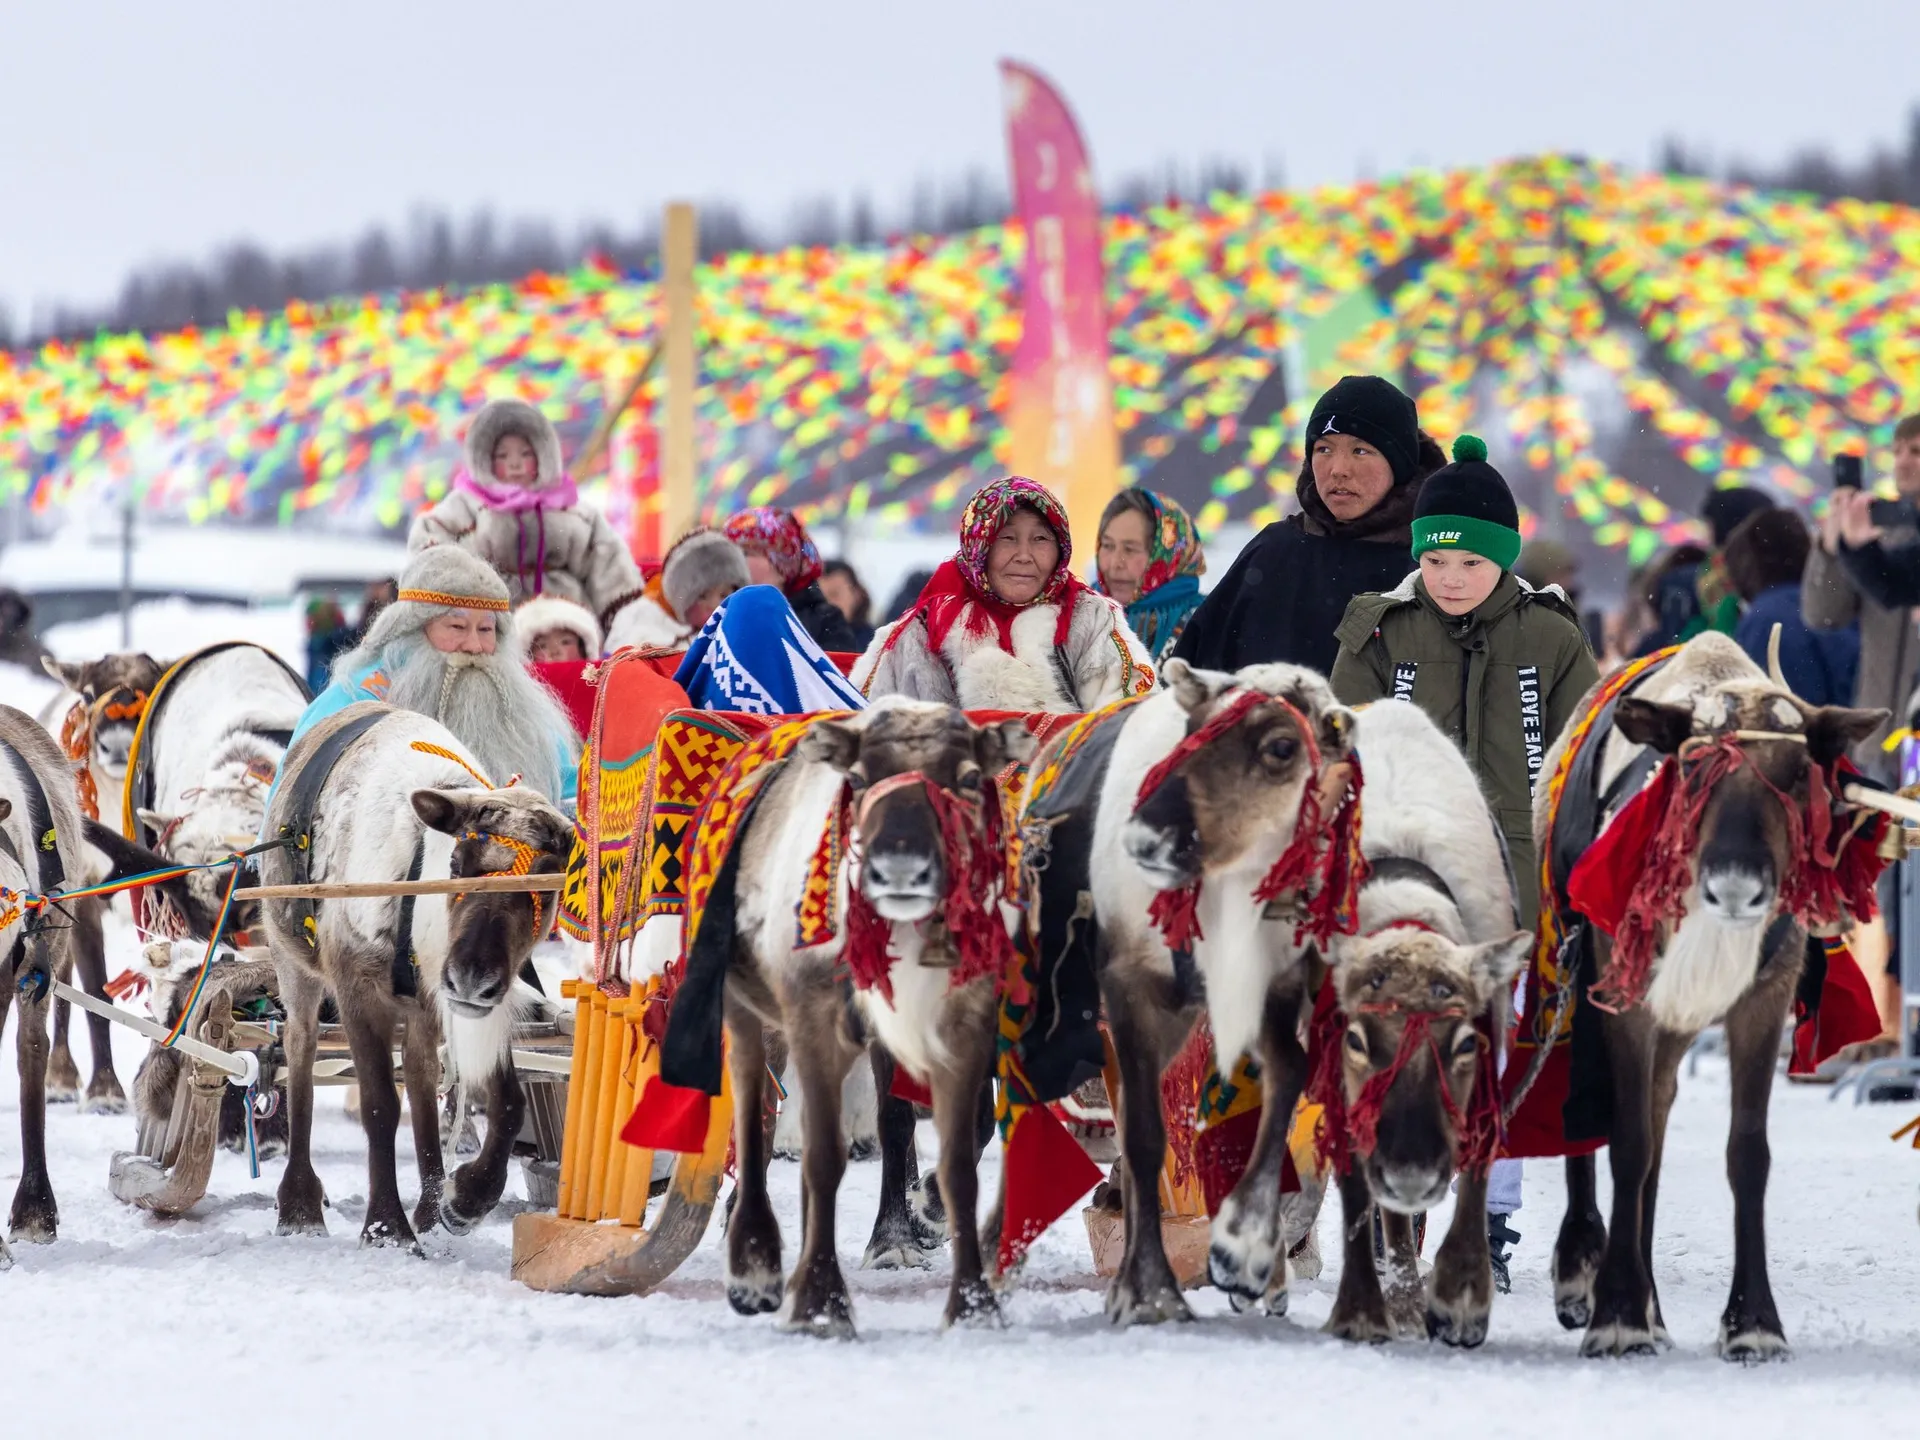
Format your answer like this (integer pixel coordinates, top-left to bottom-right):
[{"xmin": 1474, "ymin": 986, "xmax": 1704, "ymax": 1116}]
[
  {"xmin": 1540, "ymin": 633, "xmax": 1885, "ymax": 1359},
  {"xmin": 721, "ymin": 700, "xmax": 1031, "ymax": 1335},
  {"xmin": 36, "ymin": 652, "xmax": 167, "ymax": 1114}
]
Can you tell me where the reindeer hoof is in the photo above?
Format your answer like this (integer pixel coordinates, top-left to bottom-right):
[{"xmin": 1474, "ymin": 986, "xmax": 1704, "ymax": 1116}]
[
  {"xmin": 861, "ymin": 1241, "xmax": 933, "ymax": 1272},
  {"xmin": 83, "ymin": 1072, "xmax": 129, "ymax": 1115},
  {"xmin": 1105, "ymin": 1276, "xmax": 1193, "ymax": 1327},
  {"xmin": 727, "ymin": 1263, "xmax": 784, "ymax": 1317},
  {"xmin": 1326, "ymin": 1307, "xmax": 1394, "ymax": 1344},
  {"xmin": 1556, "ymin": 1289, "xmax": 1592, "ymax": 1330},
  {"xmin": 1427, "ymin": 1299, "xmax": 1490, "ymax": 1349},
  {"xmin": 358, "ymin": 1216, "xmax": 420, "ymax": 1252},
  {"xmin": 1719, "ymin": 1323, "xmax": 1789, "ymax": 1364},
  {"xmin": 944, "ymin": 1281, "xmax": 1004, "ymax": 1330},
  {"xmin": 1286, "ymin": 1229, "xmax": 1324, "ymax": 1281},
  {"xmin": 781, "ymin": 1296, "xmax": 856, "ymax": 1340},
  {"xmin": 1580, "ymin": 1321, "xmax": 1661, "ymax": 1358},
  {"xmin": 45, "ymin": 1055, "xmax": 82, "ymax": 1105},
  {"xmin": 8, "ymin": 1176, "xmax": 58, "ymax": 1244}
]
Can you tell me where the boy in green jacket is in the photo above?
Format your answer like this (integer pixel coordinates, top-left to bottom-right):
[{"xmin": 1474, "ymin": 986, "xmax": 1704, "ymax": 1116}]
[{"xmin": 1329, "ymin": 435, "xmax": 1600, "ymax": 1290}]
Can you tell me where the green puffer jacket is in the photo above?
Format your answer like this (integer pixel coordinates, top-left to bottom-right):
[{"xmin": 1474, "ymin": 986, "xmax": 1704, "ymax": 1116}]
[{"xmin": 1330, "ymin": 571, "xmax": 1600, "ymax": 928}]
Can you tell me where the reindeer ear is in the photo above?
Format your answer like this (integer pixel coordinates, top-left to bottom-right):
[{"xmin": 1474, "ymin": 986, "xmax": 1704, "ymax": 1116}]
[
  {"xmin": 1467, "ymin": 932, "xmax": 1532, "ymax": 1003},
  {"xmin": 42, "ymin": 657, "xmax": 89, "ymax": 692},
  {"xmin": 1613, "ymin": 697, "xmax": 1694, "ymax": 753},
  {"xmin": 1804, "ymin": 705, "xmax": 1889, "ymax": 766},
  {"xmin": 135, "ymin": 808, "xmax": 177, "ymax": 835},
  {"xmin": 797, "ymin": 718, "xmax": 863, "ymax": 772},
  {"xmin": 1162, "ymin": 657, "xmax": 1228, "ymax": 715},
  {"xmin": 1320, "ymin": 704, "xmax": 1358, "ymax": 757},
  {"xmin": 978, "ymin": 718, "xmax": 1036, "ymax": 772},
  {"xmin": 411, "ymin": 788, "xmax": 477, "ymax": 835}
]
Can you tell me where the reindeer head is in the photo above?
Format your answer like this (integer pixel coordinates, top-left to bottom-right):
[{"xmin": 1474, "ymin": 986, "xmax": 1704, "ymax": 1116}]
[
  {"xmin": 1123, "ymin": 659, "xmax": 1356, "ymax": 890},
  {"xmin": 800, "ymin": 702, "xmax": 1033, "ymax": 923},
  {"xmin": 411, "ymin": 787, "xmax": 573, "ymax": 1018},
  {"xmin": 140, "ymin": 732, "xmax": 282, "ymax": 939},
  {"xmin": 1331, "ymin": 927, "xmax": 1531, "ymax": 1212},
  {"xmin": 44, "ymin": 653, "xmax": 168, "ymax": 776},
  {"xmin": 1614, "ymin": 684, "xmax": 1885, "ymax": 927}
]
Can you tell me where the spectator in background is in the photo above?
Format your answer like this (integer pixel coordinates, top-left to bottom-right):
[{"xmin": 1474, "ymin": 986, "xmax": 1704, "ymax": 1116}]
[
  {"xmin": 1093, "ymin": 487, "xmax": 1207, "ymax": 664},
  {"xmin": 303, "ymin": 597, "xmax": 354, "ymax": 695},
  {"xmin": 722, "ymin": 507, "xmax": 864, "ymax": 653},
  {"xmin": 358, "ymin": 577, "xmax": 399, "ymax": 639},
  {"xmin": 1725, "ymin": 508, "xmax": 1858, "ymax": 708},
  {"xmin": 882, "ymin": 567, "xmax": 936, "ymax": 625},
  {"xmin": 1515, "ymin": 538, "xmax": 1580, "ymax": 602},
  {"xmin": 819, "ymin": 559, "xmax": 875, "ymax": 650},
  {"xmin": 0, "ymin": 587, "xmax": 51, "ymax": 673},
  {"xmin": 1630, "ymin": 489, "xmax": 1775, "ymax": 657}
]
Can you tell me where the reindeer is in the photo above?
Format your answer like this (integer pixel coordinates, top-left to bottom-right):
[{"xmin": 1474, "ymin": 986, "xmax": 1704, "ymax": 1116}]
[
  {"xmin": 0, "ymin": 704, "xmax": 89, "ymax": 1266},
  {"xmin": 1541, "ymin": 632, "xmax": 1885, "ymax": 1360},
  {"xmin": 720, "ymin": 699, "xmax": 1031, "ymax": 1335},
  {"xmin": 139, "ymin": 700, "xmax": 569, "ymax": 1249},
  {"xmin": 32, "ymin": 652, "xmax": 166, "ymax": 1113},
  {"xmin": 1046, "ymin": 659, "xmax": 1359, "ymax": 1325}
]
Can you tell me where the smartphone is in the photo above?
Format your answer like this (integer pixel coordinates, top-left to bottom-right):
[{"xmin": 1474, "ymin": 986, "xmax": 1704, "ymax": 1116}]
[
  {"xmin": 1868, "ymin": 498, "xmax": 1920, "ymax": 530},
  {"xmin": 1833, "ymin": 453, "xmax": 1864, "ymax": 489}
]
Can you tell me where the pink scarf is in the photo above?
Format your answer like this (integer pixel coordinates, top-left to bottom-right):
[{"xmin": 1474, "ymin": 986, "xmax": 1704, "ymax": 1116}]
[{"xmin": 453, "ymin": 468, "xmax": 579, "ymax": 512}]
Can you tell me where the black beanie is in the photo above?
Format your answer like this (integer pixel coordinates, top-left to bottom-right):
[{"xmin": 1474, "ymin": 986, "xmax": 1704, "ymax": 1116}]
[
  {"xmin": 1701, "ymin": 486, "xmax": 1775, "ymax": 548},
  {"xmin": 1304, "ymin": 375, "xmax": 1421, "ymax": 487},
  {"xmin": 1412, "ymin": 435, "xmax": 1523, "ymax": 570}
]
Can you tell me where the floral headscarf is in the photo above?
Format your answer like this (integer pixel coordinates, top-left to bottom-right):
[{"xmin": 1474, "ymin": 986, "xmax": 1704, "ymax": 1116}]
[
  {"xmin": 722, "ymin": 507, "xmax": 823, "ymax": 595},
  {"xmin": 1093, "ymin": 489, "xmax": 1206, "ymax": 660},
  {"xmin": 888, "ymin": 475, "xmax": 1086, "ymax": 658}
]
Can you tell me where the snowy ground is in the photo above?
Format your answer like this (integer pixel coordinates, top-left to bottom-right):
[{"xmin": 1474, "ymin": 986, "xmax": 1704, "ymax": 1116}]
[{"xmin": 4, "ymin": 922, "xmax": 1918, "ymax": 1440}]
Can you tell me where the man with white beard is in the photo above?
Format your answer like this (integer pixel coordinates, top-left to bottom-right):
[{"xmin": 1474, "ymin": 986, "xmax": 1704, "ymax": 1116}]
[{"xmin": 291, "ymin": 547, "xmax": 579, "ymax": 807}]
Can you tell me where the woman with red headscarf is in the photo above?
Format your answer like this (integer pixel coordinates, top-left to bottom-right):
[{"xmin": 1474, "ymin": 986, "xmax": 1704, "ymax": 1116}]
[
  {"xmin": 854, "ymin": 476, "xmax": 1156, "ymax": 711},
  {"xmin": 723, "ymin": 506, "xmax": 864, "ymax": 653}
]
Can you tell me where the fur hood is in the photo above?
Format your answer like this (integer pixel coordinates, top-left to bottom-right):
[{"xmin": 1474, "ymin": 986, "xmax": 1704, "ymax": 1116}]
[
  {"xmin": 605, "ymin": 593, "xmax": 689, "ymax": 654},
  {"xmin": 512, "ymin": 595, "xmax": 603, "ymax": 660},
  {"xmin": 854, "ymin": 589, "xmax": 1154, "ymax": 712},
  {"xmin": 464, "ymin": 398, "xmax": 566, "ymax": 493}
]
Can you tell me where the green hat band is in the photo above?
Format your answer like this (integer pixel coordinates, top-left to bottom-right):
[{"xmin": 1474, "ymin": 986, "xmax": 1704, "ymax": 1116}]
[{"xmin": 1411, "ymin": 514, "xmax": 1522, "ymax": 570}]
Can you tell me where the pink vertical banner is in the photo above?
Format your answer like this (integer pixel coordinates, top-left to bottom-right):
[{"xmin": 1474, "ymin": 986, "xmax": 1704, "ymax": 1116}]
[{"xmin": 999, "ymin": 59, "xmax": 1120, "ymax": 557}]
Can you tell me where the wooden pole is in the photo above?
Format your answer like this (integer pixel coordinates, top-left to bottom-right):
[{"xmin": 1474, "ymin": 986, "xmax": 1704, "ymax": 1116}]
[
  {"xmin": 662, "ymin": 202, "xmax": 699, "ymax": 542},
  {"xmin": 232, "ymin": 874, "xmax": 563, "ymax": 901}
]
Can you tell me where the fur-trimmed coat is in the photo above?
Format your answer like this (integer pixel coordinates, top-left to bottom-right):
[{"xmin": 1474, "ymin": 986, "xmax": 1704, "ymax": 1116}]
[
  {"xmin": 852, "ymin": 592, "xmax": 1155, "ymax": 712},
  {"xmin": 409, "ymin": 492, "xmax": 641, "ymax": 621},
  {"xmin": 603, "ymin": 593, "xmax": 689, "ymax": 654}
]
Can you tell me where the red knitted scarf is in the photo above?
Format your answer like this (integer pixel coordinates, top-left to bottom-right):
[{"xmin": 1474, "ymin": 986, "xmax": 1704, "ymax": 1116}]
[
  {"xmin": 1587, "ymin": 735, "xmax": 1887, "ymax": 1015},
  {"xmin": 1133, "ymin": 689, "xmax": 1367, "ymax": 954},
  {"xmin": 840, "ymin": 770, "xmax": 1014, "ymax": 1004}
]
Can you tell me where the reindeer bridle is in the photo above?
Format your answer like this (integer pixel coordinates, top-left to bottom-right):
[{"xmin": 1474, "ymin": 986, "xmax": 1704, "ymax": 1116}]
[
  {"xmin": 1131, "ymin": 688, "xmax": 1365, "ymax": 954},
  {"xmin": 454, "ymin": 827, "xmax": 555, "ymax": 937}
]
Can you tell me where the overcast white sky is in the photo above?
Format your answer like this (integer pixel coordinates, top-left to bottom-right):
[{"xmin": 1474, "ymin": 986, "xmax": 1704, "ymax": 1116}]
[{"xmin": 6, "ymin": 0, "xmax": 1919, "ymax": 325}]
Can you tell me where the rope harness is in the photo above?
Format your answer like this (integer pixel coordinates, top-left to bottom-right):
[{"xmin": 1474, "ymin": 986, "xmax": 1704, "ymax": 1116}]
[
  {"xmin": 840, "ymin": 767, "xmax": 1014, "ymax": 1003},
  {"xmin": 454, "ymin": 827, "xmax": 553, "ymax": 939},
  {"xmin": 1591, "ymin": 726, "xmax": 1883, "ymax": 1014},
  {"xmin": 1130, "ymin": 688, "xmax": 1366, "ymax": 955}
]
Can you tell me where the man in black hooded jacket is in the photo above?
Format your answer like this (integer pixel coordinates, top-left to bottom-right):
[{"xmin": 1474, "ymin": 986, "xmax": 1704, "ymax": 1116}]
[{"xmin": 1171, "ymin": 375, "xmax": 1445, "ymax": 677}]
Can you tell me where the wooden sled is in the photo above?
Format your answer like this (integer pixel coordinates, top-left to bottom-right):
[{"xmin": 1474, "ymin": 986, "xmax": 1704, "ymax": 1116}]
[{"xmin": 511, "ymin": 978, "xmax": 734, "ymax": 1294}]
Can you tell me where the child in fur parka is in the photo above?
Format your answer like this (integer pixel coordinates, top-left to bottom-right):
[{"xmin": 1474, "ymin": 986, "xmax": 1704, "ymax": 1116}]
[
  {"xmin": 410, "ymin": 397, "xmax": 644, "ymax": 625},
  {"xmin": 854, "ymin": 476, "xmax": 1155, "ymax": 711}
]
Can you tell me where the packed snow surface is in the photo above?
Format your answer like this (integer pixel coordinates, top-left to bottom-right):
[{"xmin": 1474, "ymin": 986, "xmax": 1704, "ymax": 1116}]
[{"xmin": 4, "ymin": 934, "xmax": 1917, "ymax": 1440}]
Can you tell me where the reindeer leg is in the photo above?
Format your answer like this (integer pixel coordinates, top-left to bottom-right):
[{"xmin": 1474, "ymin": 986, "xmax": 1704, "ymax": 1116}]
[
  {"xmin": 274, "ymin": 963, "xmax": 328, "ymax": 1235},
  {"xmin": 934, "ymin": 1013, "xmax": 1000, "ymax": 1328},
  {"xmin": 1102, "ymin": 984, "xmax": 1193, "ymax": 1326},
  {"xmin": 402, "ymin": 1008, "xmax": 448, "ymax": 1234},
  {"xmin": 1553, "ymin": 1152, "xmax": 1606, "ymax": 1329},
  {"xmin": 1210, "ymin": 984, "xmax": 1310, "ymax": 1316},
  {"xmin": 340, "ymin": 995, "xmax": 414, "ymax": 1250},
  {"xmin": 862, "ymin": 1045, "xmax": 936, "ymax": 1269},
  {"xmin": 45, "ymin": 946, "xmax": 80, "ymax": 1104},
  {"xmin": 72, "ymin": 897, "xmax": 126, "ymax": 1114},
  {"xmin": 444, "ymin": 1059, "xmax": 525, "ymax": 1233},
  {"xmin": 1717, "ymin": 955, "xmax": 1797, "ymax": 1363},
  {"xmin": 1583, "ymin": 1008, "xmax": 1658, "ymax": 1357},
  {"xmin": 724, "ymin": 1002, "xmax": 783, "ymax": 1315},
  {"xmin": 1326, "ymin": 1164, "xmax": 1391, "ymax": 1342},
  {"xmin": 1640, "ymin": 1028, "xmax": 1691, "ymax": 1347},
  {"xmin": 1380, "ymin": 1208, "xmax": 1426, "ymax": 1335},
  {"xmin": 1429, "ymin": 1164, "xmax": 1493, "ymax": 1347},
  {"xmin": 782, "ymin": 992, "xmax": 857, "ymax": 1338},
  {"xmin": 5, "ymin": 944, "xmax": 58, "ymax": 1244}
]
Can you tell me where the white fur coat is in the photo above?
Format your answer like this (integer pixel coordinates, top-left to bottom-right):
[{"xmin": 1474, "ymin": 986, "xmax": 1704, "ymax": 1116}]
[
  {"xmin": 603, "ymin": 593, "xmax": 689, "ymax": 654},
  {"xmin": 852, "ymin": 591, "xmax": 1154, "ymax": 712},
  {"xmin": 409, "ymin": 493, "xmax": 641, "ymax": 621}
]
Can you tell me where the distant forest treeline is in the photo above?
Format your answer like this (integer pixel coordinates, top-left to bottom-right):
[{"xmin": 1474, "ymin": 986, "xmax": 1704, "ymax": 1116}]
[{"xmin": 8, "ymin": 108, "xmax": 1919, "ymax": 348}]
